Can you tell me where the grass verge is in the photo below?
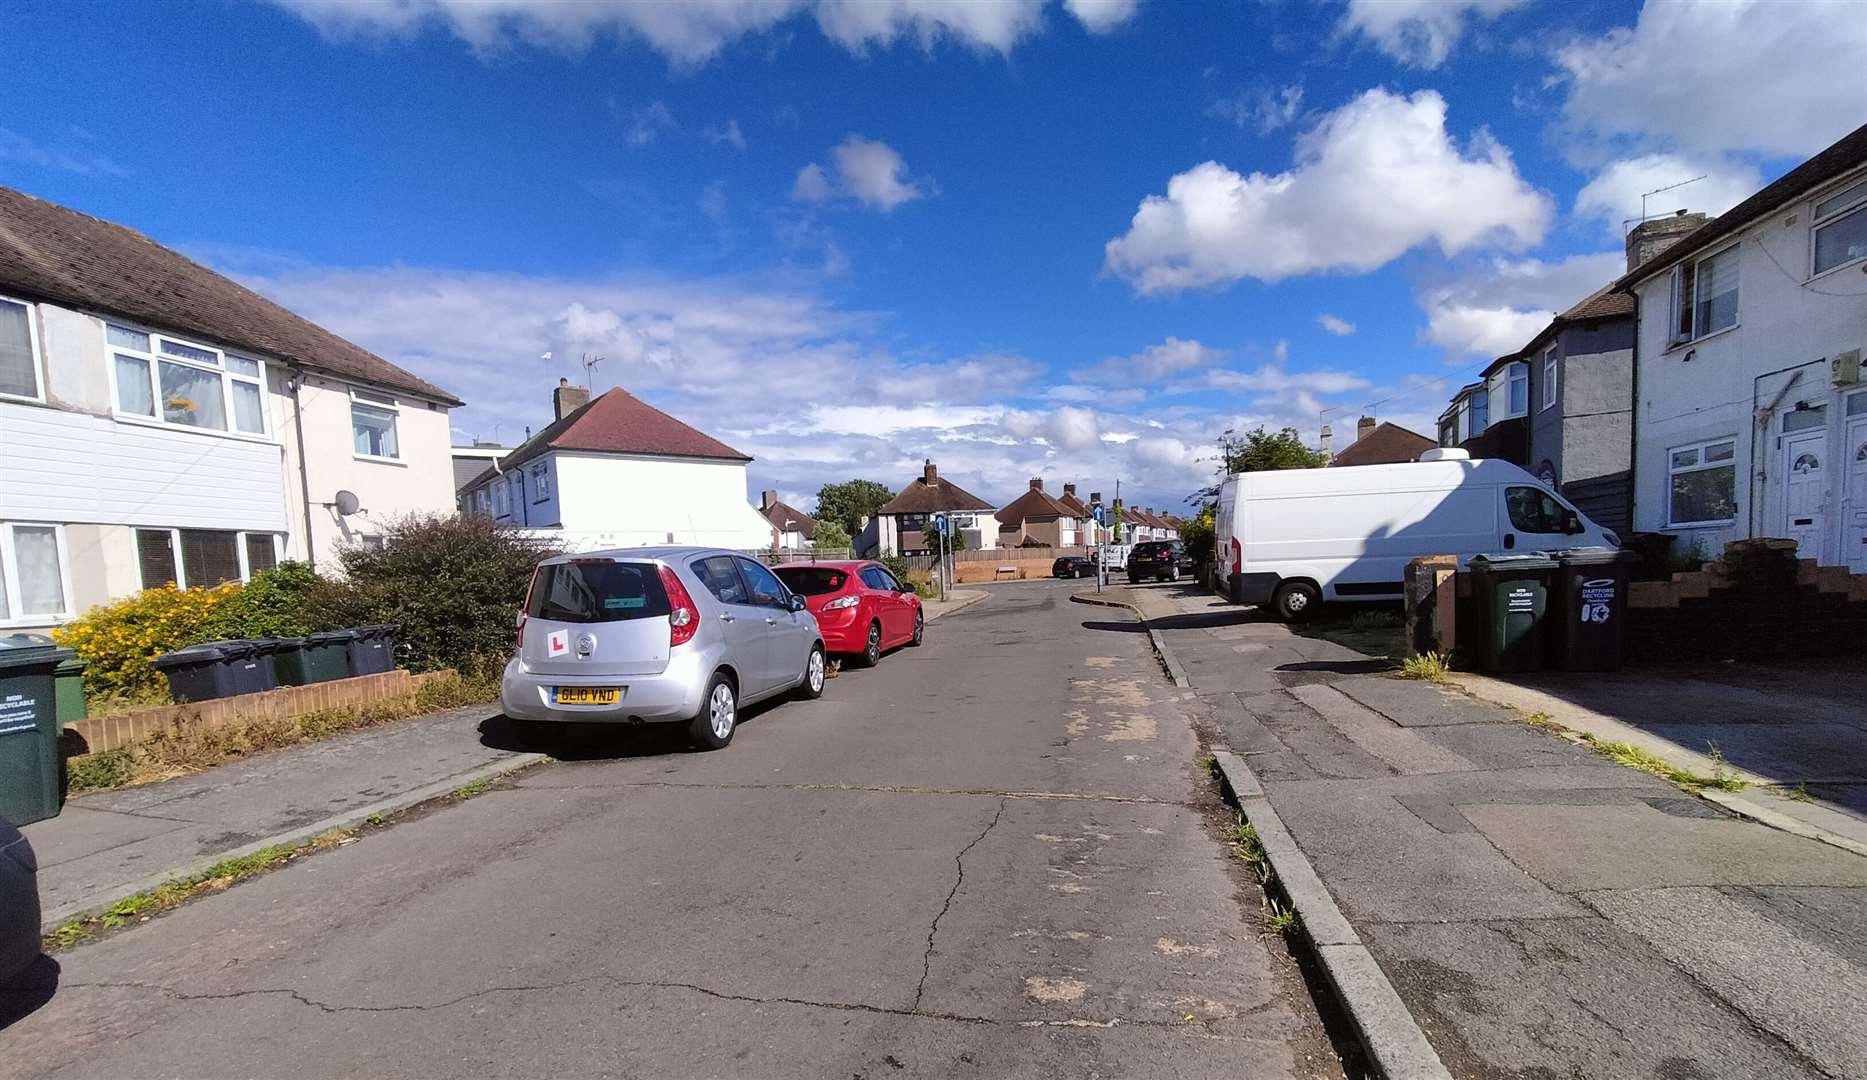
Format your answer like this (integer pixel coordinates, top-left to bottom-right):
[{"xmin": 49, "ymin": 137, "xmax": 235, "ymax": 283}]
[
  {"xmin": 63, "ymin": 668, "xmax": 500, "ymax": 797},
  {"xmin": 45, "ymin": 828, "xmax": 355, "ymax": 950}
]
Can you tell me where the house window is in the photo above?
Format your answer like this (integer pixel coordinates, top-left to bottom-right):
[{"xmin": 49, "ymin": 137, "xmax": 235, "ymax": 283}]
[
  {"xmin": 530, "ymin": 463, "xmax": 551, "ymax": 502},
  {"xmin": 492, "ymin": 481, "xmax": 510, "ymax": 517},
  {"xmin": 1541, "ymin": 349, "xmax": 1558, "ymax": 411},
  {"xmin": 108, "ymin": 324, "xmax": 267, "ymax": 435},
  {"xmin": 1470, "ymin": 388, "xmax": 1488, "ymax": 433},
  {"xmin": 1506, "ymin": 365, "xmax": 1528, "ymax": 417},
  {"xmin": 1812, "ymin": 177, "xmax": 1867, "ymax": 276},
  {"xmin": 135, "ymin": 528, "xmax": 280, "ymax": 590},
  {"xmin": 0, "ymin": 523, "xmax": 69, "ymax": 622},
  {"xmin": 351, "ymin": 389, "xmax": 400, "ymax": 460},
  {"xmin": 1439, "ymin": 415, "xmax": 1458, "ymax": 447},
  {"xmin": 1666, "ymin": 438, "xmax": 1738, "ymax": 527},
  {"xmin": 0, "ymin": 297, "xmax": 43, "ymax": 402},
  {"xmin": 1670, "ymin": 246, "xmax": 1739, "ymax": 344}
]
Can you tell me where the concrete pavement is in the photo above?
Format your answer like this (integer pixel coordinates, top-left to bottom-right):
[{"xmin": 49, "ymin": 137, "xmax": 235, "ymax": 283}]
[
  {"xmin": 2, "ymin": 581, "xmax": 1347, "ymax": 1079},
  {"xmin": 1104, "ymin": 581, "xmax": 1867, "ymax": 1080}
]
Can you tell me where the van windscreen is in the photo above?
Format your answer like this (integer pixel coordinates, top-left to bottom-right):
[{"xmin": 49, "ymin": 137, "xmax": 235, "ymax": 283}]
[{"xmin": 526, "ymin": 561, "xmax": 671, "ymax": 623}]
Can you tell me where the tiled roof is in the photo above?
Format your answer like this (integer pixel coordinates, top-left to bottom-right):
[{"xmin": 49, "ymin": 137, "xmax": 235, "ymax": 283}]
[
  {"xmin": 760, "ymin": 498, "xmax": 817, "ymax": 540},
  {"xmin": 877, "ymin": 472, "xmax": 995, "ymax": 514},
  {"xmin": 1621, "ymin": 120, "xmax": 1867, "ymax": 288},
  {"xmin": 0, "ymin": 186, "xmax": 460, "ymax": 404},
  {"xmin": 1332, "ymin": 422, "xmax": 1436, "ymax": 467},
  {"xmin": 997, "ymin": 486, "xmax": 1077, "ymax": 526},
  {"xmin": 1560, "ymin": 281, "xmax": 1635, "ymax": 322},
  {"xmin": 500, "ymin": 387, "xmax": 751, "ymax": 472}
]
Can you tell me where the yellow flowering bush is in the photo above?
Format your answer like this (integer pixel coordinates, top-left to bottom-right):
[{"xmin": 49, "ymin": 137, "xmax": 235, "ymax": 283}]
[{"xmin": 53, "ymin": 583, "xmax": 242, "ymax": 699}]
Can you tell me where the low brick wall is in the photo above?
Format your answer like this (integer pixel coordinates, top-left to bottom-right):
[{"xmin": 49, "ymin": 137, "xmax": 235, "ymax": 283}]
[
  {"xmin": 1628, "ymin": 538, "xmax": 1867, "ymax": 662},
  {"xmin": 68, "ymin": 669, "xmax": 455, "ymax": 755}
]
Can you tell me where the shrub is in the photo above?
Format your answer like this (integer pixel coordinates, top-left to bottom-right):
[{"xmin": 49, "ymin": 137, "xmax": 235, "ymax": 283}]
[
  {"xmin": 205, "ymin": 562, "xmax": 320, "ymax": 640},
  {"xmin": 54, "ymin": 583, "xmax": 243, "ymax": 699},
  {"xmin": 811, "ymin": 520, "xmax": 852, "ymax": 553},
  {"xmin": 306, "ymin": 513, "xmax": 560, "ymax": 673},
  {"xmin": 880, "ymin": 554, "xmax": 914, "ymax": 583}
]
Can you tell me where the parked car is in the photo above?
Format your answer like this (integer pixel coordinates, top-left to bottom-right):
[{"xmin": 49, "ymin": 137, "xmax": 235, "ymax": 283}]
[
  {"xmin": 1126, "ymin": 540, "xmax": 1188, "ymax": 583},
  {"xmin": 1052, "ymin": 556, "xmax": 1095, "ymax": 579},
  {"xmin": 1212, "ymin": 448, "xmax": 1618, "ymax": 621},
  {"xmin": 502, "ymin": 547, "xmax": 825, "ymax": 750},
  {"xmin": 774, "ymin": 561, "xmax": 923, "ymax": 668},
  {"xmin": 1, "ymin": 817, "xmax": 39, "ymax": 984}
]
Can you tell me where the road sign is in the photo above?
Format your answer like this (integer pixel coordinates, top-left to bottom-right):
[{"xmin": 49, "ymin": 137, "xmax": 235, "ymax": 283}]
[
  {"xmin": 933, "ymin": 513, "xmax": 949, "ymax": 534},
  {"xmin": 1092, "ymin": 506, "xmax": 1106, "ymax": 525}
]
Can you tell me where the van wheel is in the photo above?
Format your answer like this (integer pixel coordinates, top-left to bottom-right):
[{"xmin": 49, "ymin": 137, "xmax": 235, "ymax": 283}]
[
  {"xmin": 688, "ymin": 673, "xmax": 737, "ymax": 750},
  {"xmin": 1272, "ymin": 581, "xmax": 1320, "ymax": 623}
]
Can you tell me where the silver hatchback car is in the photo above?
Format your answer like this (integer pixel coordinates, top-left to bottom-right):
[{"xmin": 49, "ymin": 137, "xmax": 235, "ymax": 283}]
[{"xmin": 502, "ymin": 547, "xmax": 825, "ymax": 750}]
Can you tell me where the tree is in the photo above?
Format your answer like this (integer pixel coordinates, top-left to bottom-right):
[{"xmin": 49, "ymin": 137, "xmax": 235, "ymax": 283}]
[
  {"xmin": 1198, "ymin": 426, "xmax": 1327, "ymax": 498},
  {"xmin": 814, "ymin": 479, "xmax": 895, "ymax": 536},
  {"xmin": 812, "ymin": 520, "xmax": 852, "ymax": 553},
  {"xmin": 935, "ymin": 516, "xmax": 969, "ymax": 554}
]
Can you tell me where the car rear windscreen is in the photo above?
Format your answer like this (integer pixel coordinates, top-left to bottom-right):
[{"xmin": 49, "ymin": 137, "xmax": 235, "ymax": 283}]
[
  {"xmin": 774, "ymin": 567, "xmax": 847, "ymax": 596},
  {"xmin": 526, "ymin": 561, "xmax": 671, "ymax": 623}
]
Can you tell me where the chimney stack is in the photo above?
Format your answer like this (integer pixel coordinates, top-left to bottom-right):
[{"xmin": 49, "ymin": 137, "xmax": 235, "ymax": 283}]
[
  {"xmin": 1029, "ymin": 477, "xmax": 1043, "ymax": 491},
  {"xmin": 1089, "ymin": 491, "xmax": 1101, "ymax": 506},
  {"xmin": 1358, "ymin": 415, "xmax": 1377, "ymax": 441},
  {"xmin": 923, "ymin": 459, "xmax": 938, "ymax": 484},
  {"xmin": 1320, "ymin": 424, "xmax": 1334, "ymax": 458},
  {"xmin": 553, "ymin": 377, "xmax": 590, "ymax": 421},
  {"xmin": 1625, "ymin": 209, "xmax": 1709, "ymax": 273},
  {"xmin": 760, "ymin": 490, "xmax": 778, "ymax": 512},
  {"xmin": 1063, "ymin": 482, "xmax": 1077, "ymax": 500}
]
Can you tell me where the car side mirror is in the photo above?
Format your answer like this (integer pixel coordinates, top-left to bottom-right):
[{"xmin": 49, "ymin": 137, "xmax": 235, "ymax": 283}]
[{"xmin": 788, "ymin": 594, "xmax": 809, "ymax": 613}]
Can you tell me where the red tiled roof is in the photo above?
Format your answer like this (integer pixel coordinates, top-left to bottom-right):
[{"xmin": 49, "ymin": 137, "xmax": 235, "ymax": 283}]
[
  {"xmin": 1332, "ymin": 422, "xmax": 1436, "ymax": 467},
  {"xmin": 501, "ymin": 387, "xmax": 750, "ymax": 471},
  {"xmin": 0, "ymin": 186, "xmax": 460, "ymax": 404},
  {"xmin": 997, "ymin": 485, "xmax": 1077, "ymax": 526},
  {"xmin": 759, "ymin": 498, "xmax": 817, "ymax": 540},
  {"xmin": 877, "ymin": 470, "xmax": 995, "ymax": 514}
]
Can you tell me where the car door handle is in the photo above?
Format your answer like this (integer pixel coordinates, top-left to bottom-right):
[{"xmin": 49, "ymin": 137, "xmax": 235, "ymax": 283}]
[
  {"xmin": 718, "ymin": 613, "xmax": 736, "ymax": 623},
  {"xmin": 765, "ymin": 616, "xmax": 778, "ymax": 625}
]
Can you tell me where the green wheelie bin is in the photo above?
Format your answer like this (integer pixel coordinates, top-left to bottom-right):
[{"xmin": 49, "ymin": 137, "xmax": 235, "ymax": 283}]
[
  {"xmin": 0, "ymin": 637, "xmax": 74, "ymax": 825},
  {"xmin": 1467, "ymin": 553, "xmax": 1556, "ymax": 673}
]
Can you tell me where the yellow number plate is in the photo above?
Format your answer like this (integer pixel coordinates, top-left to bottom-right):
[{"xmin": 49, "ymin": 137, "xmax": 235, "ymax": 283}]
[{"xmin": 555, "ymin": 687, "xmax": 620, "ymax": 706}]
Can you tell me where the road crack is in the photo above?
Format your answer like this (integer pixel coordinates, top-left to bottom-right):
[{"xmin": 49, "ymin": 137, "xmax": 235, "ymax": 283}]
[{"xmin": 912, "ymin": 797, "xmax": 1007, "ymax": 1013}]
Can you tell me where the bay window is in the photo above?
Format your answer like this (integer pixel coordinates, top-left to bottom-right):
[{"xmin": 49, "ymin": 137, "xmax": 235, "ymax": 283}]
[
  {"xmin": 1812, "ymin": 177, "xmax": 1867, "ymax": 276},
  {"xmin": 1541, "ymin": 349, "xmax": 1558, "ymax": 411},
  {"xmin": 109, "ymin": 323, "xmax": 268, "ymax": 435},
  {"xmin": 0, "ymin": 296, "xmax": 43, "ymax": 402},
  {"xmin": 1670, "ymin": 246, "xmax": 1739, "ymax": 344},
  {"xmin": 1506, "ymin": 364, "xmax": 1528, "ymax": 417},
  {"xmin": 135, "ymin": 528, "xmax": 282, "ymax": 590},
  {"xmin": 0, "ymin": 523, "xmax": 69, "ymax": 624},
  {"xmin": 1667, "ymin": 438, "xmax": 1738, "ymax": 527}
]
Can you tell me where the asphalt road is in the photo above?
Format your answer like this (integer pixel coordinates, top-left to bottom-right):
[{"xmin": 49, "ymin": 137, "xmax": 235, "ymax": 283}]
[{"xmin": 1, "ymin": 581, "xmax": 1345, "ymax": 1079}]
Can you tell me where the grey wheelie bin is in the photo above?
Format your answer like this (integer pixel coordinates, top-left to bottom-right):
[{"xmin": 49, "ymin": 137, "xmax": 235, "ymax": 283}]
[
  {"xmin": 1548, "ymin": 547, "xmax": 1635, "ymax": 671},
  {"xmin": 345, "ymin": 624, "xmax": 399, "ymax": 676},
  {"xmin": 152, "ymin": 640, "xmax": 279, "ymax": 703}
]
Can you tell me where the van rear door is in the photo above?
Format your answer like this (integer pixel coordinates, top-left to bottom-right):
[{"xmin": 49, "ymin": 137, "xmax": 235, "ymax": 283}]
[{"xmin": 522, "ymin": 559, "xmax": 672, "ymax": 677}]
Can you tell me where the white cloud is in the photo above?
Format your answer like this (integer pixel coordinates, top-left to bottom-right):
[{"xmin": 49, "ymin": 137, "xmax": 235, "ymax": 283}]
[
  {"xmin": 1207, "ymin": 83, "xmax": 1304, "ymax": 134},
  {"xmin": 812, "ymin": 0, "xmax": 1044, "ymax": 54},
  {"xmin": 1573, "ymin": 153, "xmax": 1760, "ymax": 238},
  {"xmin": 1074, "ymin": 336, "xmax": 1223, "ymax": 385},
  {"xmin": 1556, "ymin": 0, "xmax": 1867, "ymax": 158},
  {"xmin": 625, "ymin": 101, "xmax": 676, "ymax": 146},
  {"xmin": 1105, "ymin": 89, "xmax": 1551, "ymax": 292},
  {"xmin": 1419, "ymin": 251, "xmax": 1624, "ymax": 359},
  {"xmin": 697, "ymin": 181, "xmax": 728, "ymax": 225},
  {"xmin": 791, "ymin": 162, "xmax": 833, "ymax": 202},
  {"xmin": 1063, "ymin": 0, "xmax": 1139, "ymax": 34},
  {"xmin": 794, "ymin": 135, "xmax": 930, "ymax": 212},
  {"xmin": 0, "ymin": 127, "xmax": 127, "ymax": 176},
  {"xmin": 702, "ymin": 118, "xmax": 746, "ymax": 149},
  {"xmin": 1338, "ymin": 0, "xmax": 1528, "ymax": 69},
  {"xmin": 1316, "ymin": 313, "xmax": 1356, "ymax": 336},
  {"xmin": 1205, "ymin": 364, "xmax": 1370, "ymax": 395}
]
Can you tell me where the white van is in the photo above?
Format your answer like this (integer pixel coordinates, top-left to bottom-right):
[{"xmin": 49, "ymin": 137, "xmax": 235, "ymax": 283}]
[{"xmin": 1212, "ymin": 449, "xmax": 1619, "ymax": 621}]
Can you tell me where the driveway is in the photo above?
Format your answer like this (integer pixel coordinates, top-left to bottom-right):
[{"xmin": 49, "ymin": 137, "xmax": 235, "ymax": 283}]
[{"xmin": 2, "ymin": 581, "xmax": 1345, "ymax": 1079}]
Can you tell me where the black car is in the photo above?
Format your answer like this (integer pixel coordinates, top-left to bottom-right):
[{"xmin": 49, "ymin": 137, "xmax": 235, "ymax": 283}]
[
  {"xmin": 1052, "ymin": 556, "xmax": 1095, "ymax": 579},
  {"xmin": 1126, "ymin": 540, "xmax": 1188, "ymax": 583},
  {"xmin": 1, "ymin": 818, "xmax": 39, "ymax": 983}
]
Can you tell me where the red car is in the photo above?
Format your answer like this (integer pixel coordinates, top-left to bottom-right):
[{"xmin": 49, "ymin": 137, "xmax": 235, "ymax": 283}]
[{"xmin": 773, "ymin": 560, "xmax": 923, "ymax": 667}]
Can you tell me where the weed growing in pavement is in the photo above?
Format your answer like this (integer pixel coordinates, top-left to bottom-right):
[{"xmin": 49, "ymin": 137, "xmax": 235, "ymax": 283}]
[
  {"xmin": 1264, "ymin": 898, "xmax": 1299, "ymax": 936},
  {"xmin": 1704, "ymin": 743, "xmax": 1748, "ymax": 792},
  {"xmin": 1783, "ymin": 783, "xmax": 1815, "ymax": 803},
  {"xmin": 451, "ymin": 778, "xmax": 493, "ymax": 800},
  {"xmin": 1229, "ymin": 817, "xmax": 1268, "ymax": 879},
  {"xmin": 1518, "ymin": 710, "xmax": 1563, "ymax": 732},
  {"xmin": 1397, "ymin": 651, "xmax": 1451, "ymax": 683},
  {"xmin": 47, "ymin": 829, "xmax": 353, "ymax": 950},
  {"xmin": 1197, "ymin": 753, "xmax": 1218, "ymax": 779},
  {"xmin": 1586, "ymin": 737, "xmax": 1747, "ymax": 793}
]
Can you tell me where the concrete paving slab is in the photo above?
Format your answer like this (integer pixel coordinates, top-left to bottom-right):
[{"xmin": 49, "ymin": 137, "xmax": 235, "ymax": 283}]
[
  {"xmin": 1332, "ymin": 677, "xmax": 1514, "ymax": 728},
  {"xmin": 1584, "ymin": 885, "xmax": 1867, "ymax": 1079},
  {"xmin": 1286, "ymin": 684, "xmax": 1477, "ymax": 775},
  {"xmin": 1465, "ymin": 802, "xmax": 1867, "ymax": 892},
  {"xmin": 1364, "ymin": 917, "xmax": 1813, "ymax": 1080},
  {"xmin": 1721, "ymin": 885, "xmax": 1867, "ymax": 970},
  {"xmin": 1637, "ymin": 721, "xmax": 1867, "ymax": 782},
  {"xmin": 1236, "ymin": 690, "xmax": 1393, "ymax": 781},
  {"xmin": 1411, "ymin": 721, "xmax": 1600, "ymax": 772},
  {"xmin": 23, "ymin": 806, "xmax": 188, "ymax": 869}
]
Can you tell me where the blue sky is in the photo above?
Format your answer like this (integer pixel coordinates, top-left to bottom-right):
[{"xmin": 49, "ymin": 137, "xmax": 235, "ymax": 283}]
[{"xmin": 4, "ymin": 0, "xmax": 1862, "ymax": 513}]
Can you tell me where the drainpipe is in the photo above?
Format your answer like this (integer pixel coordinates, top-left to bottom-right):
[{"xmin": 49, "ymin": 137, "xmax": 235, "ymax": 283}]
[
  {"xmin": 287, "ymin": 369, "xmax": 317, "ymax": 565},
  {"xmin": 1627, "ymin": 293, "xmax": 1640, "ymax": 537}
]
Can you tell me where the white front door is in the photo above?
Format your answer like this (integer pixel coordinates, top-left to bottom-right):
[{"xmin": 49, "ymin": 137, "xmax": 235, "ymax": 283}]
[
  {"xmin": 1845, "ymin": 413, "xmax": 1867, "ymax": 573},
  {"xmin": 1781, "ymin": 428, "xmax": 1827, "ymax": 558}
]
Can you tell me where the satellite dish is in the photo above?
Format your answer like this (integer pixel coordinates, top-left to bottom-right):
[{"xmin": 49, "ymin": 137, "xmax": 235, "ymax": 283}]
[{"xmin": 332, "ymin": 490, "xmax": 361, "ymax": 516}]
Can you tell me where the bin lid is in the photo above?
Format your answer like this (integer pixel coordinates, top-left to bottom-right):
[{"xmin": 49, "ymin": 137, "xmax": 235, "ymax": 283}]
[
  {"xmin": 152, "ymin": 639, "xmax": 258, "ymax": 668},
  {"xmin": 0, "ymin": 635, "xmax": 73, "ymax": 671},
  {"xmin": 352, "ymin": 623, "xmax": 400, "ymax": 637},
  {"xmin": 264, "ymin": 636, "xmax": 306, "ymax": 649},
  {"xmin": 307, "ymin": 629, "xmax": 358, "ymax": 645},
  {"xmin": 1469, "ymin": 553, "xmax": 1557, "ymax": 570},
  {"xmin": 1553, "ymin": 546, "xmax": 1632, "ymax": 565}
]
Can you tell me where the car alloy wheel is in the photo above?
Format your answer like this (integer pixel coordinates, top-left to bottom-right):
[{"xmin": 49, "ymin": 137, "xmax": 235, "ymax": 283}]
[
  {"xmin": 864, "ymin": 623, "xmax": 882, "ymax": 666},
  {"xmin": 909, "ymin": 611, "xmax": 925, "ymax": 647},
  {"xmin": 709, "ymin": 681, "xmax": 736, "ymax": 740},
  {"xmin": 808, "ymin": 648, "xmax": 825, "ymax": 693}
]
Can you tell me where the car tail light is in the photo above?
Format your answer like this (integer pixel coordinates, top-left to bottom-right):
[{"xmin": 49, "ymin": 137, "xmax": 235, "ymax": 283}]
[
  {"xmin": 1230, "ymin": 537, "xmax": 1243, "ymax": 575},
  {"xmin": 659, "ymin": 564, "xmax": 699, "ymax": 647},
  {"xmin": 824, "ymin": 594, "xmax": 860, "ymax": 610}
]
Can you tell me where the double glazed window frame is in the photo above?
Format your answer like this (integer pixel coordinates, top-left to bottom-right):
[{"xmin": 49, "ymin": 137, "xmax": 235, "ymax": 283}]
[
  {"xmin": 1668, "ymin": 244, "xmax": 1740, "ymax": 346},
  {"xmin": 0, "ymin": 522, "xmax": 73, "ymax": 626},
  {"xmin": 0, "ymin": 294, "xmax": 46, "ymax": 405},
  {"xmin": 1810, "ymin": 174, "xmax": 1867, "ymax": 279},
  {"xmin": 135, "ymin": 527, "xmax": 281, "ymax": 591},
  {"xmin": 106, "ymin": 321, "xmax": 270, "ymax": 438},
  {"xmin": 350, "ymin": 387, "xmax": 402, "ymax": 463},
  {"xmin": 1665, "ymin": 436, "xmax": 1739, "ymax": 528},
  {"xmin": 1541, "ymin": 348, "xmax": 1558, "ymax": 412}
]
